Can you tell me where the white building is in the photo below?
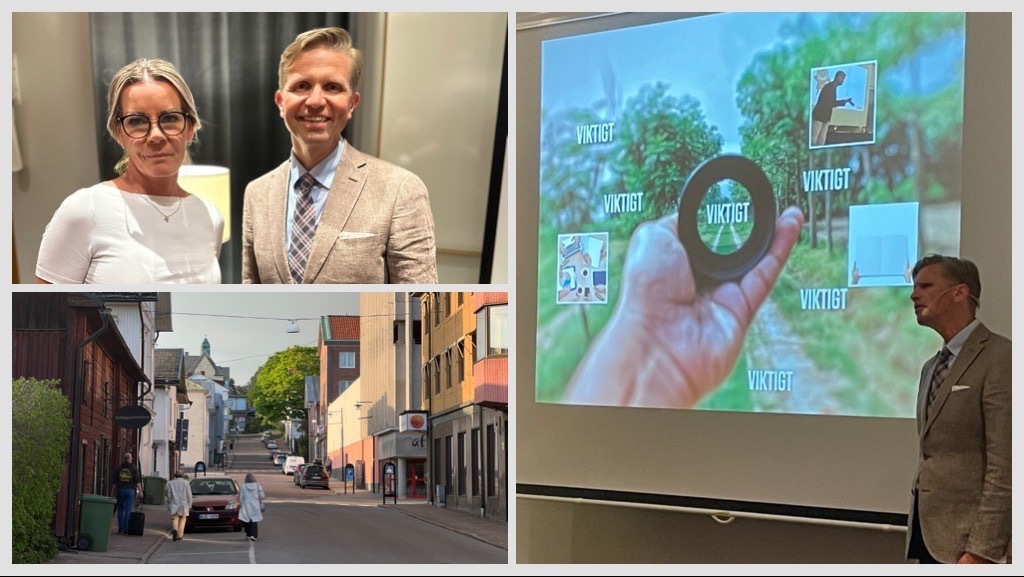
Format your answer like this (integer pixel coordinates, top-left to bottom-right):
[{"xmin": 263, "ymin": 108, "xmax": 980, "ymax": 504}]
[
  {"xmin": 152, "ymin": 348, "xmax": 190, "ymax": 479},
  {"xmin": 179, "ymin": 380, "xmax": 211, "ymax": 473},
  {"xmin": 189, "ymin": 374, "xmax": 230, "ymax": 463},
  {"xmin": 96, "ymin": 293, "xmax": 164, "ymax": 477}
]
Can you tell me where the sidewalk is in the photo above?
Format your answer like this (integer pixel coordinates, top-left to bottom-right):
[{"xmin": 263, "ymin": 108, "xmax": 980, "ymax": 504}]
[
  {"xmin": 48, "ymin": 490, "xmax": 505, "ymax": 564},
  {"xmin": 377, "ymin": 495, "xmax": 507, "ymax": 551},
  {"xmin": 47, "ymin": 505, "xmax": 165, "ymax": 564}
]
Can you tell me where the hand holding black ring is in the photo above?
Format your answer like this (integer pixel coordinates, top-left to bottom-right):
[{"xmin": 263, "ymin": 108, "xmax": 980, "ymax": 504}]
[{"xmin": 677, "ymin": 154, "xmax": 777, "ymax": 289}]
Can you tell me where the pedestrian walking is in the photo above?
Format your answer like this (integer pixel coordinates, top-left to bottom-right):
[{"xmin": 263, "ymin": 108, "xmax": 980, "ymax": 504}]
[
  {"xmin": 165, "ymin": 469, "xmax": 192, "ymax": 541},
  {"xmin": 111, "ymin": 452, "xmax": 142, "ymax": 534},
  {"xmin": 324, "ymin": 456, "xmax": 333, "ymax": 477},
  {"xmin": 239, "ymin": 472, "xmax": 265, "ymax": 542}
]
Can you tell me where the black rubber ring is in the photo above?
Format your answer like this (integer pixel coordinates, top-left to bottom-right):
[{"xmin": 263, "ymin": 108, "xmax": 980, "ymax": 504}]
[{"xmin": 677, "ymin": 154, "xmax": 776, "ymax": 288}]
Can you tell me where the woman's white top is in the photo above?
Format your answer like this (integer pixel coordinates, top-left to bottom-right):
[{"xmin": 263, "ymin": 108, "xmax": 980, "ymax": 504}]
[{"xmin": 36, "ymin": 182, "xmax": 224, "ymax": 284}]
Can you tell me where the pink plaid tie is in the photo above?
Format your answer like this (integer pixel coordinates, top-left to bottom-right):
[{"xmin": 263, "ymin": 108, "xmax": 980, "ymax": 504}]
[{"xmin": 288, "ymin": 173, "xmax": 319, "ymax": 284}]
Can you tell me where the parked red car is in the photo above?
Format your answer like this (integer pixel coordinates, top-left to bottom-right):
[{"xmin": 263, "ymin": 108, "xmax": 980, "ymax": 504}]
[{"xmin": 185, "ymin": 476, "xmax": 242, "ymax": 532}]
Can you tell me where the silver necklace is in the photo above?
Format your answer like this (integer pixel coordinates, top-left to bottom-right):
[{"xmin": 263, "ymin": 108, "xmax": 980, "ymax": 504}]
[{"xmin": 138, "ymin": 192, "xmax": 184, "ymax": 222}]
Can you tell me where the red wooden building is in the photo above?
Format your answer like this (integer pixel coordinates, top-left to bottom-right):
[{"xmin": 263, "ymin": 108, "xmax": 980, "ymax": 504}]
[{"xmin": 12, "ymin": 293, "xmax": 149, "ymax": 546}]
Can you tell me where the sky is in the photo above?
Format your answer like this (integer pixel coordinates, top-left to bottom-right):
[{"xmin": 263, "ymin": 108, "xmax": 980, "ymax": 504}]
[
  {"xmin": 157, "ymin": 291, "xmax": 360, "ymax": 388},
  {"xmin": 541, "ymin": 12, "xmax": 964, "ymax": 156},
  {"xmin": 542, "ymin": 12, "xmax": 801, "ymax": 154}
]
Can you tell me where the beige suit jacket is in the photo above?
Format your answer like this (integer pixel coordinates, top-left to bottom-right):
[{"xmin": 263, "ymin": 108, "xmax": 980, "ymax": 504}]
[
  {"xmin": 242, "ymin": 140, "xmax": 437, "ymax": 284},
  {"xmin": 907, "ymin": 323, "xmax": 1011, "ymax": 563}
]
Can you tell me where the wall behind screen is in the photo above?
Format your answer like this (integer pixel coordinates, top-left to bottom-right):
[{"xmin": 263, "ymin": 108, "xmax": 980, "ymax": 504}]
[{"xmin": 516, "ymin": 12, "xmax": 1010, "ymax": 517}]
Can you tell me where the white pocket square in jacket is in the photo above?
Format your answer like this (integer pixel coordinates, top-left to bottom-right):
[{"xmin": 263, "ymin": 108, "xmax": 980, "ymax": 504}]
[
  {"xmin": 951, "ymin": 385, "xmax": 971, "ymax": 392},
  {"xmin": 338, "ymin": 232, "xmax": 376, "ymax": 240}
]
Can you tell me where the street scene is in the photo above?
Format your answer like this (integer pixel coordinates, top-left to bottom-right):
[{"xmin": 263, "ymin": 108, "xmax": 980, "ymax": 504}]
[
  {"xmin": 12, "ymin": 292, "xmax": 508, "ymax": 564},
  {"xmin": 52, "ymin": 433, "xmax": 505, "ymax": 564}
]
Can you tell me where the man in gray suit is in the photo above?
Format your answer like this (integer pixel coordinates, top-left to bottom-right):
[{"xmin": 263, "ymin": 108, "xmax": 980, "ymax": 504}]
[
  {"xmin": 243, "ymin": 27, "xmax": 437, "ymax": 284},
  {"xmin": 907, "ymin": 255, "xmax": 1011, "ymax": 563}
]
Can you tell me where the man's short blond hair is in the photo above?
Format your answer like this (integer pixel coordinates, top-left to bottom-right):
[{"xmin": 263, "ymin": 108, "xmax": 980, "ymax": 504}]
[{"xmin": 278, "ymin": 27, "xmax": 362, "ymax": 90}]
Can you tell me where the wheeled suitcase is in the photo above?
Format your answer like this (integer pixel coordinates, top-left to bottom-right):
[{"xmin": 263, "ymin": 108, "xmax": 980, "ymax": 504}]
[{"xmin": 127, "ymin": 511, "xmax": 146, "ymax": 536}]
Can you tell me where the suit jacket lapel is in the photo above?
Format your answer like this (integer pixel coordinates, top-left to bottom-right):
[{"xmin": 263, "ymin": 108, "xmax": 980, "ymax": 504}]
[
  {"xmin": 302, "ymin": 141, "xmax": 367, "ymax": 282},
  {"xmin": 267, "ymin": 161, "xmax": 293, "ymax": 283},
  {"xmin": 922, "ymin": 324, "xmax": 991, "ymax": 437}
]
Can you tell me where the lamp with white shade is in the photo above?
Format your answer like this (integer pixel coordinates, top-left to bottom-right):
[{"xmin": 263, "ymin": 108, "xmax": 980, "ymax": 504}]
[{"xmin": 178, "ymin": 164, "xmax": 231, "ymax": 243}]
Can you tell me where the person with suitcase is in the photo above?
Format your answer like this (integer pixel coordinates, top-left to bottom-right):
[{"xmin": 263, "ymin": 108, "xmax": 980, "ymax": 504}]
[{"xmin": 111, "ymin": 452, "xmax": 142, "ymax": 535}]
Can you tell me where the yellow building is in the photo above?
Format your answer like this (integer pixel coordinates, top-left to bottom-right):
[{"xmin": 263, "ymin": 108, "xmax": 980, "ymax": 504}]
[{"xmin": 421, "ymin": 292, "xmax": 508, "ymax": 520}]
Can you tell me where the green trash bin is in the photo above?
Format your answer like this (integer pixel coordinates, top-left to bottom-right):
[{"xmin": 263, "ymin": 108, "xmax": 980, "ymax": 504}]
[
  {"xmin": 143, "ymin": 475, "xmax": 167, "ymax": 505},
  {"xmin": 78, "ymin": 494, "xmax": 116, "ymax": 552}
]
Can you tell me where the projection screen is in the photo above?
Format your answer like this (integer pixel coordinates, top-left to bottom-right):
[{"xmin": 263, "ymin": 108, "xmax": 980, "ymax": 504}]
[{"xmin": 517, "ymin": 12, "xmax": 1012, "ymax": 520}]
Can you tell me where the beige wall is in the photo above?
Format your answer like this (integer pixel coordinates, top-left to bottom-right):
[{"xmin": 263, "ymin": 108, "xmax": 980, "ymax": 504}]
[
  {"xmin": 359, "ymin": 293, "xmax": 398, "ymax": 435},
  {"xmin": 375, "ymin": 13, "xmax": 506, "ymax": 283},
  {"xmin": 12, "ymin": 12, "xmax": 100, "ymax": 282},
  {"xmin": 518, "ymin": 497, "xmax": 907, "ymax": 563},
  {"xmin": 326, "ymin": 377, "xmax": 364, "ymax": 469},
  {"xmin": 180, "ymin": 386, "xmax": 210, "ymax": 471}
]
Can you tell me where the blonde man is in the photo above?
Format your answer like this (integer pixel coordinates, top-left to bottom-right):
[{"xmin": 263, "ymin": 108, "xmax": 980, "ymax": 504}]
[{"xmin": 243, "ymin": 27, "xmax": 437, "ymax": 284}]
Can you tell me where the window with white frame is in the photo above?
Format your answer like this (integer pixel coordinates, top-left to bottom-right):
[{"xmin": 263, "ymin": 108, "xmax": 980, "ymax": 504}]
[
  {"xmin": 338, "ymin": 351, "xmax": 355, "ymax": 368},
  {"xmin": 475, "ymin": 304, "xmax": 509, "ymax": 361}
]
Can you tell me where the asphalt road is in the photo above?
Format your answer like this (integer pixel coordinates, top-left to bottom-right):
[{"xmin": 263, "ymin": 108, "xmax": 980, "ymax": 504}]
[{"xmin": 147, "ymin": 433, "xmax": 505, "ymax": 564}]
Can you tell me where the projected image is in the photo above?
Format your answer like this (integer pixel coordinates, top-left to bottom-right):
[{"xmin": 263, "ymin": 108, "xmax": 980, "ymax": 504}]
[
  {"xmin": 536, "ymin": 12, "xmax": 966, "ymax": 418},
  {"xmin": 697, "ymin": 181, "xmax": 754, "ymax": 256},
  {"xmin": 848, "ymin": 203, "xmax": 919, "ymax": 287},
  {"xmin": 557, "ymin": 233, "xmax": 609, "ymax": 304},
  {"xmin": 809, "ymin": 61, "xmax": 877, "ymax": 149}
]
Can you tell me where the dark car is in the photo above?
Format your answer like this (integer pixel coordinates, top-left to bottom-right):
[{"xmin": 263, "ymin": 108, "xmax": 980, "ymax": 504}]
[
  {"xmin": 298, "ymin": 464, "xmax": 331, "ymax": 490},
  {"xmin": 293, "ymin": 463, "xmax": 310, "ymax": 486},
  {"xmin": 186, "ymin": 476, "xmax": 242, "ymax": 532}
]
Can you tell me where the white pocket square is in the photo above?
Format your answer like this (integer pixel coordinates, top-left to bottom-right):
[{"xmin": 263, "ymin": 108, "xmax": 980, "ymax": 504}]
[
  {"xmin": 338, "ymin": 231, "xmax": 376, "ymax": 240},
  {"xmin": 951, "ymin": 385, "xmax": 971, "ymax": 392}
]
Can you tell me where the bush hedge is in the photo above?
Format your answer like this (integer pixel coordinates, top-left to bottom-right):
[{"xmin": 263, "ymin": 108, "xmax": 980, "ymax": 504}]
[{"xmin": 13, "ymin": 378, "xmax": 71, "ymax": 564}]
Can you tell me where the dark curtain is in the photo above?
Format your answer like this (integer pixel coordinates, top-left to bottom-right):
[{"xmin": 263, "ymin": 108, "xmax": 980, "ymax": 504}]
[
  {"xmin": 90, "ymin": 13, "xmax": 351, "ymax": 283},
  {"xmin": 479, "ymin": 30, "xmax": 508, "ymax": 284}
]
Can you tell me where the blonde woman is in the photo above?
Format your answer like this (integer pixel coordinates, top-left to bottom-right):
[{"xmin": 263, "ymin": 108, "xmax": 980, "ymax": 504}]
[{"xmin": 36, "ymin": 58, "xmax": 223, "ymax": 284}]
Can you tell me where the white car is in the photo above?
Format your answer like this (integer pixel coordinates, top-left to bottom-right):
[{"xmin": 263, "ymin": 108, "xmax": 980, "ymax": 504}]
[
  {"xmin": 282, "ymin": 455, "xmax": 305, "ymax": 475},
  {"xmin": 266, "ymin": 441, "xmax": 278, "ymax": 450}
]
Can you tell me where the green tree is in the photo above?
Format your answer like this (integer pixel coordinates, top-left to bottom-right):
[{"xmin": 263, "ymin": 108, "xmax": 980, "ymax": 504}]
[
  {"xmin": 247, "ymin": 346, "xmax": 318, "ymax": 426},
  {"xmin": 737, "ymin": 12, "xmax": 964, "ymax": 253},
  {"xmin": 13, "ymin": 378, "xmax": 71, "ymax": 563},
  {"xmin": 612, "ymin": 82, "xmax": 723, "ymax": 231}
]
